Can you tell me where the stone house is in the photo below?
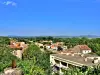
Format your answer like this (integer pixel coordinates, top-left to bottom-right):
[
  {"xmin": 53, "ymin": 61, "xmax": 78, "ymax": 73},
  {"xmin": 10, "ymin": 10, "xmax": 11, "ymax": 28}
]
[{"xmin": 72, "ymin": 45, "xmax": 92, "ymax": 54}]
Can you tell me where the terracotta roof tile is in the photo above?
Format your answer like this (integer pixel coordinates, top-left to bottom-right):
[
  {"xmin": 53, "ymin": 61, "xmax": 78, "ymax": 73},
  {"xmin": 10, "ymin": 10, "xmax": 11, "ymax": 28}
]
[{"xmin": 78, "ymin": 45, "xmax": 91, "ymax": 50}]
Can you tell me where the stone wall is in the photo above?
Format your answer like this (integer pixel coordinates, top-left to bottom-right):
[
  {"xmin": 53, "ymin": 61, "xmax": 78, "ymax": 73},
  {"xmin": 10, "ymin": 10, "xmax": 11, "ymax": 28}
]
[{"xmin": 4, "ymin": 68, "xmax": 24, "ymax": 75}]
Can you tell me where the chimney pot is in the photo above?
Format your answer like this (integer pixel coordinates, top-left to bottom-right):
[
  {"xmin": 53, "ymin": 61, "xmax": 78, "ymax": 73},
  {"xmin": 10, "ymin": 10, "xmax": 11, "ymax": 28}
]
[
  {"xmin": 71, "ymin": 53, "xmax": 74, "ymax": 56},
  {"xmin": 93, "ymin": 58, "xmax": 99, "ymax": 64},
  {"xmin": 84, "ymin": 57, "xmax": 87, "ymax": 62},
  {"xmin": 81, "ymin": 54, "xmax": 84, "ymax": 57}
]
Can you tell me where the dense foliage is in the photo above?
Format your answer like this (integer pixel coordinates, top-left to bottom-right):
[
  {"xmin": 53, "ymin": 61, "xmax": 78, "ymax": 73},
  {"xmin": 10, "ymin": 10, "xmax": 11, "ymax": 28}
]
[
  {"xmin": 0, "ymin": 38, "xmax": 17, "ymax": 72},
  {"xmin": 22, "ymin": 44, "xmax": 51, "ymax": 75}
]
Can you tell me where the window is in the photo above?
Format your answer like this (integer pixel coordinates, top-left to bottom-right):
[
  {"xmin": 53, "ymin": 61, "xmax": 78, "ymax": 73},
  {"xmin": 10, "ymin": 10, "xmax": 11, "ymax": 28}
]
[
  {"xmin": 55, "ymin": 59, "xmax": 60, "ymax": 64},
  {"xmin": 61, "ymin": 62, "xmax": 67, "ymax": 66}
]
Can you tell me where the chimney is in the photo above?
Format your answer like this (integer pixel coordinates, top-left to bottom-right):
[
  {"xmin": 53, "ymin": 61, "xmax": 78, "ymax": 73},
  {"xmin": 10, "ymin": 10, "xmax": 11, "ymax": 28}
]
[
  {"xmin": 81, "ymin": 54, "xmax": 84, "ymax": 57},
  {"xmin": 71, "ymin": 53, "xmax": 74, "ymax": 56},
  {"xmin": 66, "ymin": 53, "xmax": 69, "ymax": 55},
  {"xmin": 84, "ymin": 57, "xmax": 87, "ymax": 62},
  {"xmin": 61, "ymin": 52, "xmax": 63, "ymax": 54},
  {"xmin": 93, "ymin": 58, "xmax": 99, "ymax": 64}
]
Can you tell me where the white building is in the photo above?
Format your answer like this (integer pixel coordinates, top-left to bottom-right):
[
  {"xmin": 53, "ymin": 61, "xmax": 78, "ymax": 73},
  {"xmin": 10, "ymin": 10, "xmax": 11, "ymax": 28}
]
[
  {"xmin": 50, "ymin": 53, "xmax": 100, "ymax": 75},
  {"xmin": 51, "ymin": 44, "xmax": 58, "ymax": 50},
  {"xmin": 46, "ymin": 45, "xmax": 51, "ymax": 49}
]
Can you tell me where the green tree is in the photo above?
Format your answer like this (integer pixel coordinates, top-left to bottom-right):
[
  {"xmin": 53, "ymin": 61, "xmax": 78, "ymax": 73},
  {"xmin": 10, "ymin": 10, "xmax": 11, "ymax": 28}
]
[{"xmin": 0, "ymin": 45, "xmax": 17, "ymax": 72}]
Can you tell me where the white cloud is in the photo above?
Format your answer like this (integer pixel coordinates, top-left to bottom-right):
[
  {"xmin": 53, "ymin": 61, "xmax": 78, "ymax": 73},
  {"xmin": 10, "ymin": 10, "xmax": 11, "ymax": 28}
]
[{"xmin": 2, "ymin": 1, "xmax": 17, "ymax": 6}]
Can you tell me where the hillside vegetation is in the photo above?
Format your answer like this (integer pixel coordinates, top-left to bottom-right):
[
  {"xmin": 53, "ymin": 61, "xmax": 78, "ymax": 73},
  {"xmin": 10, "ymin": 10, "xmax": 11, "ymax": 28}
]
[{"xmin": 0, "ymin": 37, "xmax": 100, "ymax": 75}]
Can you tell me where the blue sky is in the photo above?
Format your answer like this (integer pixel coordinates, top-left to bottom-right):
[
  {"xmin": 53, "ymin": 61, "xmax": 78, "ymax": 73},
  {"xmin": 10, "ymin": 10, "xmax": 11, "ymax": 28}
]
[{"xmin": 0, "ymin": 0, "xmax": 100, "ymax": 36}]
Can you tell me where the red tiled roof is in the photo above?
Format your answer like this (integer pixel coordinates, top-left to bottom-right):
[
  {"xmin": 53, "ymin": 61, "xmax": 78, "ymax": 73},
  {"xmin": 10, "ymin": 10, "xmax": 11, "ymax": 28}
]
[
  {"xmin": 78, "ymin": 45, "xmax": 91, "ymax": 50},
  {"xmin": 9, "ymin": 45, "xmax": 21, "ymax": 49},
  {"xmin": 9, "ymin": 41, "xmax": 27, "ymax": 50},
  {"xmin": 51, "ymin": 44, "xmax": 58, "ymax": 48}
]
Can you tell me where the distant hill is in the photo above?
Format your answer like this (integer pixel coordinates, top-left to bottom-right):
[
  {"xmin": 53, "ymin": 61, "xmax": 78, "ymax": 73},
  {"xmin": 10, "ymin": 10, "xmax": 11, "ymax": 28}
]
[
  {"xmin": 79, "ymin": 35, "xmax": 100, "ymax": 38},
  {"xmin": 8, "ymin": 35, "xmax": 100, "ymax": 38},
  {"xmin": 53, "ymin": 35, "xmax": 100, "ymax": 38}
]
